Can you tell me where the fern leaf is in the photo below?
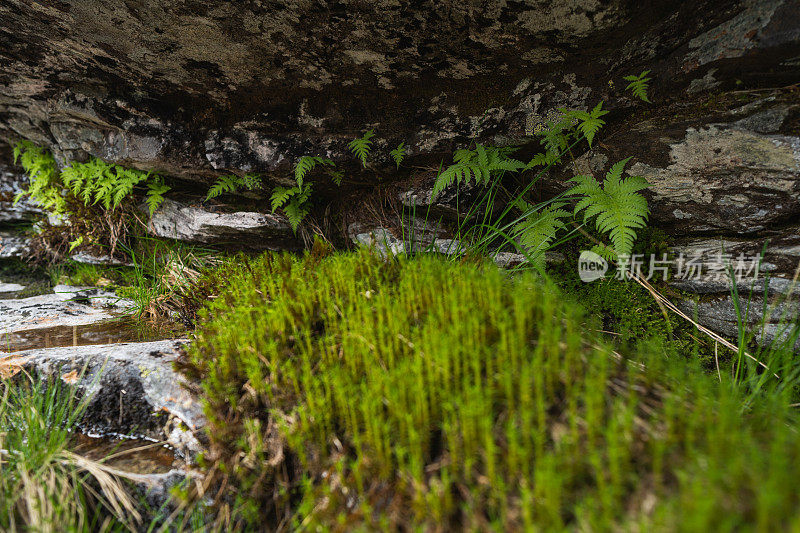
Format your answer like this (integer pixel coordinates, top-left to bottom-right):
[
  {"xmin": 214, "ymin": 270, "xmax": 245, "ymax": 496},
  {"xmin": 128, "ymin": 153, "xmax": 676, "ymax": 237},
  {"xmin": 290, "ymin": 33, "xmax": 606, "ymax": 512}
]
[
  {"xmin": 537, "ymin": 120, "xmax": 570, "ymax": 154},
  {"xmin": 574, "ymin": 101, "xmax": 609, "ymax": 147},
  {"xmin": 283, "ymin": 196, "xmax": 311, "ymax": 233},
  {"xmin": 146, "ymin": 181, "xmax": 171, "ymax": 217},
  {"xmin": 294, "ymin": 156, "xmax": 334, "ymax": 186},
  {"xmin": 431, "ymin": 144, "xmax": 524, "ymax": 199},
  {"xmin": 567, "ymin": 158, "xmax": 650, "ymax": 260},
  {"xmin": 241, "ymin": 173, "xmax": 262, "ymax": 190},
  {"xmin": 525, "ymin": 150, "xmax": 562, "ymax": 170},
  {"xmin": 390, "ymin": 142, "xmax": 407, "ymax": 169},
  {"xmin": 624, "ymin": 70, "xmax": 652, "ymax": 103},
  {"xmin": 270, "ymin": 186, "xmax": 295, "ymax": 212},
  {"xmin": 327, "ymin": 169, "xmax": 345, "ymax": 186},
  {"xmin": 513, "ymin": 203, "xmax": 571, "ymax": 270},
  {"xmin": 348, "ymin": 130, "xmax": 375, "ymax": 168},
  {"xmin": 205, "ymin": 175, "xmax": 237, "ymax": 201},
  {"xmin": 68, "ymin": 235, "xmax": 84, "ymax": 253}
]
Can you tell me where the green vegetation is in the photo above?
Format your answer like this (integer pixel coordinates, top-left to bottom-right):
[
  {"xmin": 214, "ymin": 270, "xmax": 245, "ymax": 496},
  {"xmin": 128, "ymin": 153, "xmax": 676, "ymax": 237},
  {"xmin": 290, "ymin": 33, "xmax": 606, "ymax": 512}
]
[
  {"xmin": 430, "ymin": 144, "xmax": 526, "ymax": 199},
  {"xmin": 14, "ymin": 141, "xmax": 169, "ymax": 218},
  {"xmin": 205, "ymin": 173, "xmax": 261, "ymax": 202},
  {"xmin": 12, "ymin": 141, "xmax": 171, "ymax": 261},
  {"xmin": 624, "ymin": 70, "xmax": 652, "ymax": 103},
  {"xmin": 347, "ymin": 129, "xmax": 375, "ymax": 168},
  {"xmin": 568, "ymin": 157, "xmax": 650, "ymax": 260},
  {"xmin": 0, "ymin": 376, "xmax": 137, "ymax": 530},
  {"xmin": 427, "ymin": 100, "xmax": 649, "ymax": 269},
  {"xmin": 186, "ymin": 248, "xmax": 800, "ymax": 530},
  {"xmin": 389, "ymin": 142, "xmax": 407, "ymax": 168},
  {"xmin": 270, "ymin": 156, "xmax": 336, "ymax": 232}
]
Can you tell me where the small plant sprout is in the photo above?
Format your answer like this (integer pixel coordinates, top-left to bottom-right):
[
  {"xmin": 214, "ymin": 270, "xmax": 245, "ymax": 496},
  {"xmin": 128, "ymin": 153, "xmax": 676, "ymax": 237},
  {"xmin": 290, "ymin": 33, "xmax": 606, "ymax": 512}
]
[
  {"xmin": 624, "ymin": 70, "xmax": 652, "ymax": 103},
  {"xmin": 390, "ymin": 142, "xmax": 407, "ymax": 168},
  {"xmin": 348, "ymin": 129, "xmax": 375, "ymax": 168}
]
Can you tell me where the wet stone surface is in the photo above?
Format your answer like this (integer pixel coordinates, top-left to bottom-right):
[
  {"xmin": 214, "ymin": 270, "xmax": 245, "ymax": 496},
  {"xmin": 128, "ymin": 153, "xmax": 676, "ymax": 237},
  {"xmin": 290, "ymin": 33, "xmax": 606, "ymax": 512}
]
[
  {"xmin": 0, "ymin": 276, "xmax": 206, "ymax": 504},
  {"xmin": 0, "ymin": 285, "xmax": 134, "ymax": 335}
]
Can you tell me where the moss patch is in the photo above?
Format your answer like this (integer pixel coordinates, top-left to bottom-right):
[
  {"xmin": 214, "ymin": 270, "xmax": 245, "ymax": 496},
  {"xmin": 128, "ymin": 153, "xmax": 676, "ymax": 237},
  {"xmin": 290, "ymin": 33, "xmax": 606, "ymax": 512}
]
[{"xmin": 186, "ymin": 248, "xmax": 800, "ymax": 530}]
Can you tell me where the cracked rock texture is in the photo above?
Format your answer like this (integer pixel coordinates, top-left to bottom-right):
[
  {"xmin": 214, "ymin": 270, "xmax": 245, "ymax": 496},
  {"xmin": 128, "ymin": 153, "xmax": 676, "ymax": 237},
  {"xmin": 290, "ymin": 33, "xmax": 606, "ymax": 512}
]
[{"xmin": 1, "ymin": 0, "xmax": 797, "ymax": 181}]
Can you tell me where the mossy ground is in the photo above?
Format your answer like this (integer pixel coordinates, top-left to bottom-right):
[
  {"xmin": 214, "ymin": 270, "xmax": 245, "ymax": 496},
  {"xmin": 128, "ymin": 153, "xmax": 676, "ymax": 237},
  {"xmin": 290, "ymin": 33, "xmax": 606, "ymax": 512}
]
[
  {"xmin": 185, "ymin": 246, "xmax": 800, "ymax": 531},
  {"xmin": 549, "ymin": 228, "xmax": 719, "ymax": 369}
]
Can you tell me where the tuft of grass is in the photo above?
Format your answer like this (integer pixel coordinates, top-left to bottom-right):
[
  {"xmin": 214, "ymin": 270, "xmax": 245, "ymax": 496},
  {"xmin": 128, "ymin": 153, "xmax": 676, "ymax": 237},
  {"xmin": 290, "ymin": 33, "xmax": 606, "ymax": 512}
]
[
  {"xmin": 186, "ymin": 248, "xmax": 800, "ymax": 530},
  {"xmin": 113, "ymin": 238, "xmax": 221, "ymax": 326},
  {"xmin": 0, "ymin": 375, "xmax": 140, "ymax": 531}
]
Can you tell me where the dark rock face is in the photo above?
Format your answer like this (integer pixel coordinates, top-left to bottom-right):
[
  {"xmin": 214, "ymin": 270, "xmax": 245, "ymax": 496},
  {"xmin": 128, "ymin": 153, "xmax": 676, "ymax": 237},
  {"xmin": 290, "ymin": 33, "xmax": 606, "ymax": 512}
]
[{"xmin": 1, "ymin": 0, "xmax": 797, "ymax": 181}]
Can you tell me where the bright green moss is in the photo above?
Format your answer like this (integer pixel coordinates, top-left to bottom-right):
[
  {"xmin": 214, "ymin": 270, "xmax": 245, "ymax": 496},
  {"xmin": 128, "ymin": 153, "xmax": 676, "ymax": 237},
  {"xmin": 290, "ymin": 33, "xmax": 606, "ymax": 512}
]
[{"xmin": 188, "ymin": 249, "xmax": 800, "ymax": 530}]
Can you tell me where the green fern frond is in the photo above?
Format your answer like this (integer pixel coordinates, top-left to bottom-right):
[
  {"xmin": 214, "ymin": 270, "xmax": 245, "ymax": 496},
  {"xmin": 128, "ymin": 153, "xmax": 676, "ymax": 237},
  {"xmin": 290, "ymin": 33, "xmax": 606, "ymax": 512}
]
[
  {"xmin": 348, "ymin": 130, "xmax": 375, "ymax": 168},
  {"xmin": 68, "ymin": 235, "xmax": 84, "ymax": 253},
  {"xmin": 294, "ymin": 156, "xmax": 334, "ymax": 186},
  {"xmin": 327, "ymin": 169, "xmax": 345, "ymax": 186},
  {"xmin": 567, "ymin": 157, "xmax": 650, "ymax": 260},
  {"xmin": 525, "ymin": 150, "xmax": 562, "ymax": 170},
  {"xmin": 390, "ymin": 142, "xmax": 407, "ymax": 169},
  {"xmin": 271, "ymin": 181, "xmax": 313, "ymax": 233},
  {"xmin": 13, "ymin": 141, "xmax": 60, "ymax": 208},
  {"xmin": 146, "ymin": 181, "xmax": 171, "ymax": 217},
  {"xmin": 111, "ymin": 169, "xmax": 144, "ymax": 209},
  {"xmin": 270, "ymin": 186, "xmax": 294, "ymax": 212},
  {"xmin": 591, "ymin": 242, "xmax": 617, "ymax": 262},
  {"xmin": 283, "ymin": 198, "xmax": 310, "ymax": 233},
  {"xmin": 14, "ymin": 142, "xmax": 167, "ymax": 220},
  {"xmin": 568, "ymin": 102, "xmax": 609, "ymax": 147},
  {"xmin": 240, "ymin": 173, "xmax": 262, "ymax": 190},
  {"xmin": 623, "ymin": 70, "xmax": 652, "ymax": 103},
  {"xmin": 513, "ymin": 203, "xmax": 571, "ymax": 270},
  {"xmin": 432, "ymin": 144, "xmax": 525, "ymax": 199},
  {"xmin": 205, "ymin": 175, "xmax": 237, "ymax": 201},
  {"xmin": 537, "ymin": 120, "xmax": 570, "ymax": 154}
]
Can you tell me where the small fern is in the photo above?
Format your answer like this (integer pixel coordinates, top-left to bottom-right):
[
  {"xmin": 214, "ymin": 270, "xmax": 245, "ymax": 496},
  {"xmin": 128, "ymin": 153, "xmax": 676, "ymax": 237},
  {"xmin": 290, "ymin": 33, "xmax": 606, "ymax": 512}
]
[
  {"xmin": 432, "ymin": 144, "xmax": 525, "ymax": 199},
  {"xmin": 536, "ymin": 116, "xmax": 572, "ymax": 156},
  {"xmin": 327, "ymin": 168, "xmax": 345, "ymax": 186},
  {"xmin": 14, "ymin": 142, "xmax": 166, "ymax": 217},
  {"xmin": 566, "ymin": 102, "xmax": 609, "ymax": 147},
  {"xmin": 348, "ymin": 130, "xmax": 375, "ymax": 168},
  {"xmin": 624, "ymin": 70, "xmax": 652, "ymax": 103},
  {"xmin": 390, "ymin": 142, "xmax": 407, "ymax": 169},
  {"xmin": 270, "ymin": 186, "xmax": 295, "ymax": 212},
  {"xmin": 512, "ymin": 203, "xmax": 571, "ymax": 270},
  {"xmin": 294, "ymin": 156, "xmax": 334, "ymax": 186},
  {"xmin": 270, "ymin": 155, "xmax": 342, "ymax": 233},
  {"xmin": 206, "ymin": 173, "xmax": 262, "ymax": 201},
  {"xmin": 68, "ymin": 235, "xmax": 84, "ymax": 253},
  {"xmin": 271, "ymin": 182, "xmax": 313, "ymax": 232},
  {"xmin": 13, "ymin": 141, "xmax": 63, "ymax": 213},
  {"xmin": 146, "ymin": 180, "xmax": 171, "ymax": 216},
  {"xmin": 567, "ymin": 158, "xmax": 650, "ymax": 260}
]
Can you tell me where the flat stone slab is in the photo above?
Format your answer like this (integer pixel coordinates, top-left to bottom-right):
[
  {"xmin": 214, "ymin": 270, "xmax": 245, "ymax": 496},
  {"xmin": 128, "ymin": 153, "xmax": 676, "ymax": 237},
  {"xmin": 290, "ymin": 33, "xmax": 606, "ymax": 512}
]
[
  {"xmin": 0, "ymin": 285, "xmax": 133, "ymax": 335},
  {"xmin": 146, "ymin": 198, "xmax": 301, "ymax": 250},
  {"xmin": 0, "ymin": 281, "xmax": 26, "ymax": 292},
  {"xmin": 3, "ymin": 339, "xmax": 204, "ymax": 455}
]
